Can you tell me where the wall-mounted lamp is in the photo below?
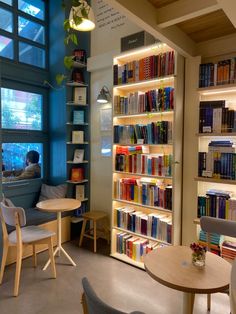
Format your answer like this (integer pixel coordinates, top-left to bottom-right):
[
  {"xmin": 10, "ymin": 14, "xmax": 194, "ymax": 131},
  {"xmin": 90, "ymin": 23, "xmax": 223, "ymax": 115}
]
[
  {"xmin": 69, "ymin": 1, "xmax": 95, "ymax": 32},
  {"xmin": 97, "ymin": 86, "xmax": 111, "ymax": 104}
]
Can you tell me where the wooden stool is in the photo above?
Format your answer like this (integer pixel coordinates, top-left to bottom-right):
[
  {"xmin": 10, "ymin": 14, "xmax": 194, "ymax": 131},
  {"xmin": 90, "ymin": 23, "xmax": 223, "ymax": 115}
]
[{"xmin": 79, "ymin": 211, "xmax": 109, "ymax": 253}]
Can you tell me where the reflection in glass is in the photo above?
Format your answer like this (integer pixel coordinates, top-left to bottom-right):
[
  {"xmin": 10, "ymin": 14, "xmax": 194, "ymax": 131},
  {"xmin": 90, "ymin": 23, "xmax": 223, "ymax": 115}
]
[
  {"xmin": 0, "ymin": 35, "xmax": 13, "ymax": 59},
  {"xmin": 2, "ymin": 143, "xmax": 42, "ymax": 172},
  {"xmin": 18, "ymin": 0, "xmax": 44, "ymax": 20},
  {"xmin": 0, "ymin": 8, "xmax": 13, "ymax": 33},
  {"xmin": 0, "ymin": 0, "xmax": 12, "ymax": 5},
  {"xmin": 19, "ymin": 41, "xmax": 45, "ymax": 68},
  {"xmin": 18, "ymin": 16, "xmax": 45, "ymax": 44},
  {"xmin": 1, "ymin": 87, "xmax": 42, "ymax": 130}
]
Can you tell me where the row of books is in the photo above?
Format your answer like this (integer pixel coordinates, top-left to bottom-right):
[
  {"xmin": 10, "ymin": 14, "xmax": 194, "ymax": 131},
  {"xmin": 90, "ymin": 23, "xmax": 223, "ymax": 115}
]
[
  {"xmin": 113, "ymin": 121, "xmax": 172, "ymax": 145},
  {"xmin": 221, "ymin": 241, "xmax": 236, "ymax": 260},
  {"xmin": 199, "ymin": 100, "xmax": 236, "ymax": 133},
  {"xmin": 198, "ymin": 141, "xmax": 236, "ymax": 180},
  {"xmin": 199, "ymin": 57, "xmax": 236, "ymax": 88},
  {"xmin": 115, "ymin": 152, "xmax": 172, "ymax": 177},
  {"xmin": 113, "ymin": 51, "xmax": 175, "ymax": 85},
  {"xmin": 116, "ymin": 232, "xmax": 167, "ymax": 262},
  {"xmin": 198, "ymin": 230, "xmax": 222, "ymax": 255},
  {"xmin": 116, "ymin": 207, "xmax": 172, "ymax": 243},
  {"xmin": 197, "ymin": 189, "xmax": 236, "ymax": 220},
  {"xmin": 114, "ymin": 177, "xmax": 172, "ymax": 210},
  {"xmin": 114, "ymin": 87, "xmax": 174, "ymax": 115}
]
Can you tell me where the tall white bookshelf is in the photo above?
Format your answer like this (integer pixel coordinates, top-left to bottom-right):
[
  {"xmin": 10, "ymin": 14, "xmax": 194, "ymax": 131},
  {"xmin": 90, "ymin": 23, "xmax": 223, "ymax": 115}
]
[{"xmin": 110, "ymin": 43, "xmax": 184, "ymax": 268}]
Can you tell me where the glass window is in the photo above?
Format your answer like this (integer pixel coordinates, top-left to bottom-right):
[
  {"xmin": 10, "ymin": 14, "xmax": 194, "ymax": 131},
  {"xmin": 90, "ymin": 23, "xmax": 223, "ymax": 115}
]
[
  {"xmin": 2, "ymin": 143, "xmax": 42, "ymax": 172},
  {"xmin": 1, "ymin": 87, "xmax": 42, "ymax": 130},
  {"xmin": 19, "ymin": 41, "xmax": 45, "ymax": 68},
  {"xmin": 0, "ymin": 8, "xmax": 13, "ymax": 32},
  {"xmin": 0, "ymin": 35, "xmax": 13, "ymax": 59},
  {"xmin": 0, "ymin": 0, "xmax": 12, "ymax": 5},
  {"xmin": 18, "ymin": 0, "xmax": 45, "ymax": 20},
  {"xmin": 18, "ymin": 16, "xmax": 45, "ymax": 44}
]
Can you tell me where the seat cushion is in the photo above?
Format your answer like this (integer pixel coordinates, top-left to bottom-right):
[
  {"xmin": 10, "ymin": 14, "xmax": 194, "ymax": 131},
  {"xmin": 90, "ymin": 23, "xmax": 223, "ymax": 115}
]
[{"xmin": 8, "ymin": 225, "xmax": 55, "ymax": 244}]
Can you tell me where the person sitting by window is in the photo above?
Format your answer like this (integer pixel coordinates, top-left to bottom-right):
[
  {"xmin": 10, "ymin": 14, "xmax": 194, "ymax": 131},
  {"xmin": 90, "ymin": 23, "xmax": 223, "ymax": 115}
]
[{"xmin": 3, "ymin": 150, "xmax": 41, "ymax": 180}]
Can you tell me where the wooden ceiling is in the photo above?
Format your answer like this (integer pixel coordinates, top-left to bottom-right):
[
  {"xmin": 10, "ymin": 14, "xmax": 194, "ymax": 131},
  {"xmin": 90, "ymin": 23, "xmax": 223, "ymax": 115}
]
[{"xmin": 106, "ymin": 0, "xmax": 236, "ymax": 57}]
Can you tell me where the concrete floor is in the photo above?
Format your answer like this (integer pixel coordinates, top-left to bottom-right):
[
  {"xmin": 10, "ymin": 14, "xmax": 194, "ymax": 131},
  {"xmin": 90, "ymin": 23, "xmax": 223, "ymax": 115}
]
[{"xmin": 0, "ymin": 240, "xmax": 230, "ymax": 314}]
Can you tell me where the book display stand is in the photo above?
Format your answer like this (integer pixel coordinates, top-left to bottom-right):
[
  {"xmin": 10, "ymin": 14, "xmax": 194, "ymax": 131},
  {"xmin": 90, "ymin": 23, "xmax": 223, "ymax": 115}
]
[{"xmin": 110, "ymin": 43, "xmax": 184, "ymax": 268}]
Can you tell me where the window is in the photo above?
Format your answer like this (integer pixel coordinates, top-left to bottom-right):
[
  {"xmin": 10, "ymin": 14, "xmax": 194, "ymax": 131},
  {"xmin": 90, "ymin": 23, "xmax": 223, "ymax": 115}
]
[{"xmin": 0, "ymin": 0, "xmax": 47, "ymax": 68}]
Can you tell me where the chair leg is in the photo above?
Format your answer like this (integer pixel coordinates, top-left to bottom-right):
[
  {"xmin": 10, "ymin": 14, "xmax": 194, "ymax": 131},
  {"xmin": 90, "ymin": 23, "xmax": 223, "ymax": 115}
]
[
  {"xmin": 14, "ymin": 243, "xmax": 23, "ymax": 297},
  {"xmin": 79, "ymin": 219, "xmax": 87, "ymax": 247},
  {"xmin": 207, "ymin": 294, "xmax": 211, "ymax": 311},
  {"xmin": 94, "ymin": 220, "xmax": 97, "ymax": 253},
  {"xmin": 0, "ymin": 240, "xmax": 9, "ymax": 285},
  {"xmin": 48, "ymin": 237, "xmax": 56, "ymax": 279},
  {"xmin": 32, "ymin": 244, "xmax": 37, "ymax": 268},
  {"xmin": 81, "ymin": 292, "xmax": 89, "ymax": 314}
]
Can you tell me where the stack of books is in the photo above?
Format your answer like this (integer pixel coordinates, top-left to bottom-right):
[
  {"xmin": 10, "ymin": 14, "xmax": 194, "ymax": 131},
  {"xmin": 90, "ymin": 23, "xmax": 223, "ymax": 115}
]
[
  {"xmin": 221, "ymin": 240, "xmax": 236, "ymax": 260},
  {"xmin": 198, "ymin": 230, "xmax": 223, "ymax": 255}
]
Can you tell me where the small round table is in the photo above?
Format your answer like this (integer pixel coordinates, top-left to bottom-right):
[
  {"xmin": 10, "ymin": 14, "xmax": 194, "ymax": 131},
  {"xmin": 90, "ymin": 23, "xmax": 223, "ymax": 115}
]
[
  {"xmin": 36, "ymin": 198, "xmax": 81, "ymax": 270},
  {"xmin": 144, "ymin": 246, "xmax": 231, "ymax": 314}
]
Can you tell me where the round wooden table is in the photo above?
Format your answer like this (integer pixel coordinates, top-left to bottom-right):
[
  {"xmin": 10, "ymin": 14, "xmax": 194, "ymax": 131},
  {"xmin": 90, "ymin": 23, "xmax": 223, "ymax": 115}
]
[
  {"xmin": 36, "ymin": 198, "xmax": 81, "ymax": 270},
  {"xmin": 144, "ymin": 246, "xmax": 231, "ymax": 314}
]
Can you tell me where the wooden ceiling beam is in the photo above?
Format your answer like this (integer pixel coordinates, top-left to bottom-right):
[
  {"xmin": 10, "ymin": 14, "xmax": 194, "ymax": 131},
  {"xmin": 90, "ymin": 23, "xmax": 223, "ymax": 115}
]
[
  {"xmin": 105, "ymin": 0, "xmax": 196, "ymax": 57},
  {"xmin": 217, "ymin": 0, "xmax": 236, "ymax": 28},
  {"xmin": 157, "ymin": 0, "xmax": 220, "ymax": 28}
]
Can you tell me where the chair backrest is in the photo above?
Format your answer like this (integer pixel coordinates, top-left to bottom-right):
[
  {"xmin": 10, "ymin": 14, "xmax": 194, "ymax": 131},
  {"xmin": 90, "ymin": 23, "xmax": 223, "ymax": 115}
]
[
  {"xmin": 82, "ymin": 277, "xmax": 145, "ymax": 314},
  {"xmin": 0, "ymin": 201, "xmax": 26, "ymax": 227},
  {"xmin": 200, "ymin": 216, "xmax": 236, "ymax": 238},
  {"xmin": 230, "ymin": 258, "xmax": 236, "ymax": 314}
]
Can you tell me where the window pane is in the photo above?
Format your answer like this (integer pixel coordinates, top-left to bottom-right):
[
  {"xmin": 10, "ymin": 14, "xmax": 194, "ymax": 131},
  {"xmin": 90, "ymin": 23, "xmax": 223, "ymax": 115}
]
[
  {"xmin": 2, "ymin": 143, "xmax": 42, "ymax": 172},
  {"xmin": 0, "ymin": 8, "xmax": 13, "ymax": 32},
  {"xmin": 18, "ymin": 0, "xmax": 44, "ymax": 20},
  {"xmin": 18, "ymin": 16, "xmax": 45, "ymax": 44},
  {"xmin": 19, "ymin": 41, "xmax": 45, "ymax": 68},
  {"xmin": 1, "ymin": 88, "xmax": 42, "ymax": 130},
  {"xmin": 0, "ymin": 0, "xmax": 12, "ymax": 5},
  {"xmin": 0, "ymin": 35, "xmax": 13, "ymax": 59}
]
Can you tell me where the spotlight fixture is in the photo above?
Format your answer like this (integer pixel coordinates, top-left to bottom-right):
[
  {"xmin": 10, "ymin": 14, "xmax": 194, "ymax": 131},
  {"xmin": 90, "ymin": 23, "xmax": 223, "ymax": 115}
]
[
  {"xmin": 97, "ymin": 86, "xmax": 111, "ymax": 104},
  {"xmin": 69, "ymin": 1, "xmax": 95, "ymax": 32}
]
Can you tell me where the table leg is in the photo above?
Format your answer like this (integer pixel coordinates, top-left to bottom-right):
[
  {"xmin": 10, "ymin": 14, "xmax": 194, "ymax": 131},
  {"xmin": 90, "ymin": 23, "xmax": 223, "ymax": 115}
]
[
  {"xmin": 43, "ymin": 211, "xmax": 76, "ymax": 270},
  {"xmin": 183, "ymin": 292, "xmax": 195, "ymax": 314}
]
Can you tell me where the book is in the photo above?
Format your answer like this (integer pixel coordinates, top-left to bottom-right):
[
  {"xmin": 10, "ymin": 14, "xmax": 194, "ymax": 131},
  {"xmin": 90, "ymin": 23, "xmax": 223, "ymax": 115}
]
[
  {"xmin": 72, "ymin": 69, "xmax": 84, "ymax": 83},
  {"xmin": 74, "ymin": 87, "xmax": 87, "ymax": 105},
  {"xmin": 72, "ymin": 131, "xmax": 84, "ymax": 143},
  {"xmin": 76, "ymin": 185, "xmax": 85, "ymax": 200},
  {"xmin": 73, "ymin": 149, "xmax": 84, "ymax": 163},
  {"xmin": 73, "ymin": 49, "xmax": 86, "ymax": 64},
  {"xmin": 73, "ymin": 110, "xmax": 84, "ymax": 124},
  {"xmin": 71, "ymin": 168, "xmax": 84, "ymax": 182}
]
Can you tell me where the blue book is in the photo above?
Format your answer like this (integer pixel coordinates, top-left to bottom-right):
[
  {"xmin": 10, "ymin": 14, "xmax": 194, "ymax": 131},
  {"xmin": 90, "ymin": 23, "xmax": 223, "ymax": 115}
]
[{"xmin": 73, "ymin": 110, "xmax": 84, "ymax": 124}]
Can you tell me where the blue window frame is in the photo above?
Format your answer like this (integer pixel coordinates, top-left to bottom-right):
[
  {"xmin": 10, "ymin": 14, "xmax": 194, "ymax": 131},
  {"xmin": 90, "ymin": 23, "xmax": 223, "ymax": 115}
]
[{"xmin": 0, "ymin": 0, "xmax": 47, "ymax": 69}]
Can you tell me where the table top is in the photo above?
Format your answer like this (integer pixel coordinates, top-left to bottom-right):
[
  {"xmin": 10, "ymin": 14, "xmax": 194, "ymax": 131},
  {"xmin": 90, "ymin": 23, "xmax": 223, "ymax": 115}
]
[
  {"xmin": 144, "ymin": 245, "xmax": 231, "ymax": 294},
  {"xmin": 36, "ymin": 198, "xmax": 81, "ymax": 213}
]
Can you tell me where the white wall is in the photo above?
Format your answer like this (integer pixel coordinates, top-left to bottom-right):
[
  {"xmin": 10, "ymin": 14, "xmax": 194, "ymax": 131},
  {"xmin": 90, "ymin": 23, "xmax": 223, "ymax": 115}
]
[{"xmin": 89, "ymin": 0, "xmax": 141, "ymax": 217}]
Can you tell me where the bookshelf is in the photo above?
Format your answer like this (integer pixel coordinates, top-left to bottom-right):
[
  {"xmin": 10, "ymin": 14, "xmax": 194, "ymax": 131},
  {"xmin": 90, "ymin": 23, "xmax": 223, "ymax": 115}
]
[
  {"xmin": 110, "ymin": 43, "xmax": 184, "ymax": 268},
  {"xmin": 66, "ymin": 50, "xmax": 90, "ymax": 219},
  {"xmin": 196, "ymin": 56, "xmax": 236, "ymax": 253}
]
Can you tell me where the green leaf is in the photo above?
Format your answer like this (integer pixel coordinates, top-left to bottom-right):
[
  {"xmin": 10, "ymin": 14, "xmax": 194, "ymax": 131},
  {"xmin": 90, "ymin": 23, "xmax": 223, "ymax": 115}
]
[
  {"xmin": 80, "ymin": 7, "xmax": 88, "ymax": 19},
  {"xmin": 64, "ymin": 56, "xmax": 74, "ymax": 70},
  {"xmin": 72, "ymin": 0, "xmax": 81, "ymax": 6},
  {"xmin": 63, "ymin": 19, "xmax": 70, "ymax": 31},
  {"xmin": 56, "ymin": 74, "xmax": 67, "ymax": 86},
  {"xmin": 74, "ymin": 15, "xmax": 83, "ymax": 26},
  {"xmin": 71, "ymin": 33, "xmax": 78, "ymax": 45}
]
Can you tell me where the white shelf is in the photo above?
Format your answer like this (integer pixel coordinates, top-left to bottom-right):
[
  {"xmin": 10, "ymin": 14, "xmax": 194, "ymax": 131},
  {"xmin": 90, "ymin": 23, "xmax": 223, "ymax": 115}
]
[
  {"xmin": 113, "ymin": 143, "xmax": 172, "ymax": 147},
  {"xmin": 198, "ymin": 83, "xmax": 236, "ymax": 95},
  {"xmin": 113, "ymin": 198, "xmax": 172, "ymax": 213},
  {"xmin": 113, "ymin": 111, "xmax": 174, "ymax": 118},
  {"xmin": 67, "ymin": 141, "xmax": 89, "ymax": 145},
  {"xmin": 66, "ymin": 179, "xmax": 88, "ymax": 184},
  {"xmin": 110, "ymin": 252, "xmax": 145, "ymax": 270},
  {"xmin": 113, "ymin": 170, "xmax": 172, "ymax": 180},
  {"xmin": 66, "ymin": 122, "xmax": 89, "ymax": 126},
  {"xmin": 195, "ymin": 177, "xmax": 236, "ymax": 185},
  {"xmin": 66, "ymin": 102, "xmax": 88, "ymax": 106},
  {"xmin": 71, "ymin": 217, "xmax": 84, "ymax": 223},
  {"xmin": 113, "ymin": 226, "xmax": 171, "ymax": 245},
  {"xmin": 66, "ymin": 81, "xmax": 88, "ymax": 87},
  {"xmin": 67, "ymin": 160, "xmax": 88, "ymax": 164},
  {"xmin": 197, "ymin": 132, "xmax": 236, "ymax": 137},
  {"xmin": 114, "ymin": 76, "xmax": 175, "ymax": 90},
  {"xmin": 73, "ymin": 60, "xmax": 86, "ymax": 69}
]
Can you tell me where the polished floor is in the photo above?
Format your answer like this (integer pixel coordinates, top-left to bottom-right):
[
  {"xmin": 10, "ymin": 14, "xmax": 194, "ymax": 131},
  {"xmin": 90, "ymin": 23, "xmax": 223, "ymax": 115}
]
[{"xmin": 0, "ymin": 239, "xmax": 230, "ymax": 314}]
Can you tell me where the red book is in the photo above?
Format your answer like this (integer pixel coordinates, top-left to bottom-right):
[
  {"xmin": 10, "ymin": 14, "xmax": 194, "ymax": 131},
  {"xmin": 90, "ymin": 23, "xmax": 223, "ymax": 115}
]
[{"xmin": 71, "ymin": 168, "xmax": 84, "ymax": 182}]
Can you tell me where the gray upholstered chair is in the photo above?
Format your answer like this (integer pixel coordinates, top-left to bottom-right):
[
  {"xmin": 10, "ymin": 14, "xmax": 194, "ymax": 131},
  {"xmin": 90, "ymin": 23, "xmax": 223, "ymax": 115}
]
[
  {"xmin": 81, "ymin": 277, "xmax": 145, "ymax": 314},
  {"xmin": 0, "ymin": 200, "xmax": 56, "ymax": 296},
  {"xmin": 200, "ymin": 216, "xmax": 236, "ymax": 311}
]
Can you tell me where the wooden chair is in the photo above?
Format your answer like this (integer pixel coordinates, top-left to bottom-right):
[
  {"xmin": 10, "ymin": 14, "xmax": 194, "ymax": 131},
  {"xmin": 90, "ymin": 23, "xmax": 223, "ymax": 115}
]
[
  {"xmin": 200, "ymin": 216, "xmax": 236, "ymax": 311},
  {"xmin": 230, "ymin": 258, "xmax": 236, "ymax": 314},
  {"xmin": 0, "ymin": 201, "xmax": 56, "ymax": 296},
  {"xmin": 81, "ymin": 277, "xmax": 145, "ymax": 314},
  {"xmin": 79, "ymin": 211, "xmax": 109, "ymax": 253}
]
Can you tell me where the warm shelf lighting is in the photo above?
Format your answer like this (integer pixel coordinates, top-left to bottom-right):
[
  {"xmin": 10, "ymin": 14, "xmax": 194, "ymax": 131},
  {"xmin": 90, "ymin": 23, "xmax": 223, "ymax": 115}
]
[
  {"xmin": 114, "ymin": 76, "xmax": 175, "ymax": 90},
  {"xmin": 69, "ymin": 1, "xmax": 95, "ymax": 32},
  {"xmin": 200, "ymin": 88, "xmax": 236, "ymax": 96}
]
